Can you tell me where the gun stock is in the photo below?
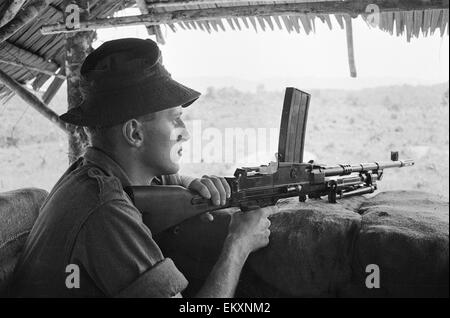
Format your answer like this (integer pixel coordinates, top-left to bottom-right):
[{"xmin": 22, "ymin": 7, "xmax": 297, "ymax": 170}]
[{"xmin": 125, "ymin": 185, "xmax": 224, "ymax": 235}]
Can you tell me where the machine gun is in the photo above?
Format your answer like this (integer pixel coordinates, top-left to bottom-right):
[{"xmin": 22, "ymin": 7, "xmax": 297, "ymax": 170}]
[{"xmin": 125, "ymin": 88, "xmax": 414, "ymax": 235}]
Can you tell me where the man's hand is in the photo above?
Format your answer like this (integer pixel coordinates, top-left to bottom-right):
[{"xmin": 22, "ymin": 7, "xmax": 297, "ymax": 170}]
[
  {"xmin": 188, "ymin": 175, "xmax": 232, "ymax": 222},
  {"xmin": 195, "ymin": 205, "xmax": 278, "ymax": 298},
  {"xmin": 188, "ymin": 175, "xmax": 231, "ymax": 205},
  {"xmin": 227, "ymin": 206, "xmax": 278, "ymax": 257}
]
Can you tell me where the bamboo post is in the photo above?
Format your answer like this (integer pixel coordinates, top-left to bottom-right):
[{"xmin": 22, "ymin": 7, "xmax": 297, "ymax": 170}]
[
  {"xmin": 0, "ymin": 58, "xmax": 65, "ymax": 79},
  {"xmin": 0, "ymin": 68, "xmax": 70, "ymax": 132},
  {"xmin": 344, "ymin": 15, "xmax": 357, "ymax": 78},
  {"xmin": 64, "ymin": 0, "xmax": 95, "ymax": 163},
  {"xmin": 42, "ymin": 68, "xmax": 66, "ymax": 104},
  {"xmin": 136, "ymin": 0, "xmax": 166, "ymax": 44}
]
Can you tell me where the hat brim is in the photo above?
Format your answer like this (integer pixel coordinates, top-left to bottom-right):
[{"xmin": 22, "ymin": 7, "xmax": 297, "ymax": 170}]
[{"xmin": 60, "ymin": 77, "xmax": 201, "ymax": 127}]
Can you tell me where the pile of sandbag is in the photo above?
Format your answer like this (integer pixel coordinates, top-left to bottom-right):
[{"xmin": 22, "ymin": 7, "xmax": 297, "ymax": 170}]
[
  {"xmin": 2, "ymin": 188, "xmax": 446, "ymax": 297},
  {"xmin": 156, "ymin": 191, "xmax": 449, "ymax": 298},
  {"xmin": 0, "ymin": 188, "xmax": 48, "ymax": 295}
]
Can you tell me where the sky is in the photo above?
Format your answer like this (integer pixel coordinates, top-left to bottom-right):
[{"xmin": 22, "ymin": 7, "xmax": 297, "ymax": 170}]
[{"xmin": 95, "ymin": 9, "xmax": 449, "ymax": 90}]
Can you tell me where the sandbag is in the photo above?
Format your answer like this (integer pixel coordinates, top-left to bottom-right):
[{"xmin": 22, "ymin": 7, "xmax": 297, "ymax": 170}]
[
  {"xmin": 0, "ymin": 188, "xmax": 48, "ymax": 295},
  {"xmin": 348, "ymin": 191, "xmax": 449, "ymax": 297},
  {"xmin": 246, "ymin": 191, "xmax": 448, "ymax": 297},
  {"xmin": 241, "ymin": 197, "xmax": 363, "ymax": 297},
  {"xmin": 156, "ymin": 191, "xmax": 449, "ymax": 298}
]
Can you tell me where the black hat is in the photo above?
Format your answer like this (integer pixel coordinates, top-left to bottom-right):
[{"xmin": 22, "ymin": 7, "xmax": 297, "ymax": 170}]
[{"xmin": 60, "ymin": 38, "xmax": 201, "ymax": 127}]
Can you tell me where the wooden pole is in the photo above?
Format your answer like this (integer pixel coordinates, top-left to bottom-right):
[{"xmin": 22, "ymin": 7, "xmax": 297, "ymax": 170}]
[
  {"xmin": 41, "ymin": 0, "xmax": 449, "ymax": 35},
  {"xmin": 152, "ymin": 25, "xmax": 166, "ymax": 45},
  {"xmin": 64, "ymin": 0, "xmax": 95, "ymax": 163},
  {"xmin": 42, "ymin": 68, "xmax": 65, "ymax": 104},
  {"xmin": 0, "ymin": 68, "xmax": 70, "ymax": 133},
  {"xmin": 344, "ymin": 15, "xmax": 357, "ymax": 78},
  {"xmin": 0, "ymin": 58, "xmax": 65, "ymax": 79},
  {"xmin": 146, "ymin": 0, "xmax": 316, "ymax": 10},
  {"xmin": 0, "ymin": 41, "xmax": 61, "ymax": 72},
  {"xmin": 136, "ymin": 0, "xmax": 166, "ymax": 44}
]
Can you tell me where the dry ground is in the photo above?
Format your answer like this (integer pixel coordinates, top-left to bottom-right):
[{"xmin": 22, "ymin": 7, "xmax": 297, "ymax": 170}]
[{"xmin": 0, "ymin": 82, "xmax": 448, "ymax": 200}]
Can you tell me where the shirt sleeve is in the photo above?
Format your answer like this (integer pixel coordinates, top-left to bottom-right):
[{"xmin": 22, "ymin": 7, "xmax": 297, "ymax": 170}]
[
  {"xmin": 160, "ymin": 174, "xmax": 196, "ymax": 188},
  {"xmin": 70, "ymin": 199, "xmax": 188, "ymax": 297}
]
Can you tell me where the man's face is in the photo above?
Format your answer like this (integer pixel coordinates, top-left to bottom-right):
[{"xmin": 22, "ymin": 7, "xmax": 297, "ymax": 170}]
[{"xmin": 139, "ymin": 106, "xmax": 190, "ymax": 176}]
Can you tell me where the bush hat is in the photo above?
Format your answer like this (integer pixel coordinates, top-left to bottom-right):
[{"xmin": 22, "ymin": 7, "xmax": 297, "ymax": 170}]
[{"xmin": 60, "ymin": 38, "xmax": 201, "ymax": 127}]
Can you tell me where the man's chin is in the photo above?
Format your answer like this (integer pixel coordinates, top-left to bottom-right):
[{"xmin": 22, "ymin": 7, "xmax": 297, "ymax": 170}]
[{"xmin": 158, "ymin": 164, "xmax": 180, "ymax": 176}]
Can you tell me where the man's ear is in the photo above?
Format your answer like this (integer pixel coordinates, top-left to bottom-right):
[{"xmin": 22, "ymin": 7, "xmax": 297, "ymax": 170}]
[{"xmin": 122, "ymin": 119, "xmax": 144, "ymax": 147}]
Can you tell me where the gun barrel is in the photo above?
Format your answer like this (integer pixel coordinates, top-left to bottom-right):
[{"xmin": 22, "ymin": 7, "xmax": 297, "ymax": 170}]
[{"xmin": 322, "ymin": 159, "xmax": 414, "ymax": 177}]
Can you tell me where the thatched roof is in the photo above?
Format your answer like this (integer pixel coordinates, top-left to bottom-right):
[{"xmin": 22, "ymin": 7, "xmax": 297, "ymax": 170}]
[
  {"xmin": 0, "ymin": 0, "xmax": 135, "ymax": 104},
  {"xmin": 140, "ymin": 0, "xmax": 449, "ymax": 39},
  {"xmin": 0, "ymin": 0, "xmax": 448, "ymax": 105}
]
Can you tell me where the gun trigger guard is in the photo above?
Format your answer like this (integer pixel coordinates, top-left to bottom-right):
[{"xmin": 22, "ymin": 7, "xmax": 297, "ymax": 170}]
[{"xmin": 240, "ymin": 205, "xmax": 260, "ymax": 212}]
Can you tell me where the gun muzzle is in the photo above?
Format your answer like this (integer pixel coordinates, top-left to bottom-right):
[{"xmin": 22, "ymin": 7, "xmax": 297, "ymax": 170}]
[{"xmin": 400, "ymin": 159, "xmax": 415, "ymax": 167}]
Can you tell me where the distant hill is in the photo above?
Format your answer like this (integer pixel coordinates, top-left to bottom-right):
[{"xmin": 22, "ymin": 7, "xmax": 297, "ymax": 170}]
[
  {"xmin": 177, "ymin": 76, "xmax": 449, "ymax": 92},
  {"xmin": 0, "ymin": 80, "xmax": 448, "ymax": 148}
]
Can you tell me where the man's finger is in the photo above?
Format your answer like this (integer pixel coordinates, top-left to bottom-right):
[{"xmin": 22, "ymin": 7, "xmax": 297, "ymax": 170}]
[
  {"xmin": 209, "ymin": 176, "xmax": 227, "ymax": 205},
  {"xmin": 189, "ymin": 180, "xmax": 211, "ymax": 199},
  {"xmin": 215, "ymin": 176, "xmax": 231, "ymax": 199},
  {"xmin": 201, "ymin": 178, "xmax": 221, "ymax": 206}
]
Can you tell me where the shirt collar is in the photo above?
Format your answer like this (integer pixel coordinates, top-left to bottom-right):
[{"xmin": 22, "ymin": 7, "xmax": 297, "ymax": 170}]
[{"xmin": 83, "ymin": 146, "xmax": 133, "ymax": 188}]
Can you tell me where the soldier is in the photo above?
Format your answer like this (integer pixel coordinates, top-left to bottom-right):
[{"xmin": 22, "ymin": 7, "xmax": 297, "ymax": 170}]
[{"xmin": 10, "ymin": 38, "xmax": 276, "ymax": 298}]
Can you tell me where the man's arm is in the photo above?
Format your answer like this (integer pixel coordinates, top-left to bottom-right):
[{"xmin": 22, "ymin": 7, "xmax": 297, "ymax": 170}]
[
  {"xmin": 162, "ymin": 174, "xmax": 275, "ymax": 298},
  {"xmin": 195, "ymin": 235, "xmax": 248, "ymax": 298},
  {"xmin": 195, "ymin": 207, "xmax": 276, "ymax": 298}
]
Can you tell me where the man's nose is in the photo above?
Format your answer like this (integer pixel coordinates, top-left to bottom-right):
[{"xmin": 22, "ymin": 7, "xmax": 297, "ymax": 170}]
[{"xmin": 177, "ymin": 127, "xmax": 190, "ymax": 142}]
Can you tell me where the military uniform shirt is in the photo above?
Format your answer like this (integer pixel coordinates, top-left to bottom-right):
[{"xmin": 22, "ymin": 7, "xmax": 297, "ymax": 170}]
[{"xmin": 10, "ymin": 147, "xmax": 188, "ymax": 297}]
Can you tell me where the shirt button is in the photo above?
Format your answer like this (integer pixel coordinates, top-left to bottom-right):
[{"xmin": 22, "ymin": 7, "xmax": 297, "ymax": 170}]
[{"xmin": 173, "ymin": 226, "xmax": 181, "ymax": 235}]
